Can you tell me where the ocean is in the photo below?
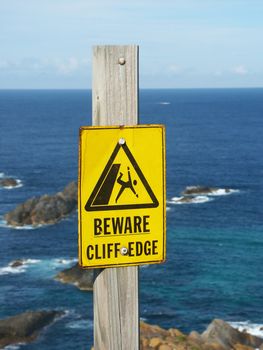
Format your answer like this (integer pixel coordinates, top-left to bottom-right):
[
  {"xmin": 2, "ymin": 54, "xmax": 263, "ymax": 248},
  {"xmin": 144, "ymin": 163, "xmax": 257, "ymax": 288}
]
[{"xmin": 0, "ymin": 88, "xmax": 263, "ymax": 349}]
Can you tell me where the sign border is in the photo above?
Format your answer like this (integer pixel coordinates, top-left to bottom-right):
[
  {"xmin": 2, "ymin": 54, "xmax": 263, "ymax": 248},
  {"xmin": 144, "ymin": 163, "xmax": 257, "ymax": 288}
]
[{"xmin": 78, "ymin": 124, "xmax": 166, "ymax": 269}]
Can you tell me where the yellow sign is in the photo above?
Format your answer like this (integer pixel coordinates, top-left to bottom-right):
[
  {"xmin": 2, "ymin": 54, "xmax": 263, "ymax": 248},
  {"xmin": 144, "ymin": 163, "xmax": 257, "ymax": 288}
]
[{"xmin": 78, "ymin": 125, "xmax": 166, "ymax": 268}]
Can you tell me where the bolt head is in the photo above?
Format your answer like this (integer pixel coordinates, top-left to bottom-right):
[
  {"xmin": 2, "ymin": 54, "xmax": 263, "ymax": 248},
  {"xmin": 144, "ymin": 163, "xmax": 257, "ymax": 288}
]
[
  {"xmin": 118, "ymin": 57, "xmax": 126, "ymax": 65},
  {"xmin": 120, "ymin": 247, "xmax": 128, "ymax": 256}
]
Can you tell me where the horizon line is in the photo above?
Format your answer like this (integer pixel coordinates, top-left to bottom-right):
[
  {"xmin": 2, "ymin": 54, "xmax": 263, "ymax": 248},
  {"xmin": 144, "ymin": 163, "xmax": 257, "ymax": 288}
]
[{"xmin": 0, "ymin": 86, "xmax": 263, "ymax": 91}]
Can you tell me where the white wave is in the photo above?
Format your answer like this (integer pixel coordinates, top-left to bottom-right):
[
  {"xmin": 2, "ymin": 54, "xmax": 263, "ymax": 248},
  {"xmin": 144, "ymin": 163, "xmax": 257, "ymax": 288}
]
[
  {"xmin": 4, "ymin": 345, "xmax": 23, "ymax": 350},
  {"xmin": 23, "ymin": 258, "xmax": 41, "ymax": 264},
  {"xmin": 0, "ymin": 217, "xmax": 40, "ymax": 231},
  {"xmin": 0, "ymin": 259, "xmax": 41, "ymax": 276},
  {"xmin": 157, "ymin": 102, "xmax": 170, "ymax": 105},
  {"xmin": 0, "ymin": 172, "xmax": 4, "ymax": 178},
  {"xmin": 0, "ymin": 219, "xmax": 8, "ymax": 228},
  {"xmin": 3, "ymin": 184, "xmax": 23, "ymax": 190},
  {"xmin": 66, "ymin": 319, "xmax": 93, "ymax": 330},
  {"xmin": 167, "ymin": 196, "xmax": 183, "ymax": 203},
  {"xmin": 5, "ymin": 222, "xmax": 44, "ymax": 230},
  {"xmin": 0, "ymin": 265, "xmax": 26, "ymax": 275},
  {"xmin": 9, "ymin": 224, "xmax": 38, "ymax": 230},
  {"xmin": 33, "ymin": 258, "xmax": 78, "ymax": 274},
  {"xmin": 140, "ymin": 264, "xmax": 149, "ymax": 269},
  {"xmin": 53, "ymin": 258, "xmax": 78, "ymax": 266},
  {"xmin": 229, "ymin": 321, "xmax": 263, "ymax": 339},
  {"xmin": 192, "ymin": 196, "xmax": 213, "ymax": 203},
  {"xmin": 168, "ymin": 195, "xmax": 213, "ymax": 205},
  {"xmin": 206, "ymin": 188, "xmax": 240, "ymax": 196},
  {"xmin": 0, "ymin": 258, "xmax": 79, "ymax": 278},
  {"xmin": 166, "ymin": 206, "xmax": 171, "ymax": 211}
]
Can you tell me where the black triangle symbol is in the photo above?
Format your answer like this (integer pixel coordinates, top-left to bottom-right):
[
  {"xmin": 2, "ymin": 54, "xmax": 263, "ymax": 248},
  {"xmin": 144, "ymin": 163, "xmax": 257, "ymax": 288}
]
[{"xmin": 85, "ymin": 142, "xmax": 159, "ymax": 211}]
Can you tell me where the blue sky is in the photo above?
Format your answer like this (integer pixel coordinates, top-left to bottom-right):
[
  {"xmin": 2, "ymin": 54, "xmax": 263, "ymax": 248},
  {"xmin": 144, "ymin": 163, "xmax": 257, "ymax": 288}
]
[{"xmin": 1, "ymin": 0, "xmax": 263, "ymax": 88}]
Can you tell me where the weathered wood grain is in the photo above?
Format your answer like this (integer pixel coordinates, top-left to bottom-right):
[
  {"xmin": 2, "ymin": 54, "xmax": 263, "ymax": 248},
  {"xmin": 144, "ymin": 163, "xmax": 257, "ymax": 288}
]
[
  {"xmin": 92, "ymin": 45, "xmax": 138, "ymax": 126},
  {"xmin": 92, "ymin": 45, "xmax": 139, "ymax": 350}
]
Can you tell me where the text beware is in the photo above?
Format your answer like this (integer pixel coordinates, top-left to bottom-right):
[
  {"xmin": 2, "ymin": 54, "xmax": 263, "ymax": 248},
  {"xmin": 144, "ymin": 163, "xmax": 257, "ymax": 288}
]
[{"xmin": 94, "ymin": 215, "xmax": 150, "ymax": 236}]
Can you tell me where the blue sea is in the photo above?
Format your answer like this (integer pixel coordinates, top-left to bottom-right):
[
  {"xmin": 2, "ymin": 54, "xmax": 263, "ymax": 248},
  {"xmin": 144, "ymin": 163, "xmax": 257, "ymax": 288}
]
[{"xmin": 0, "ymin": 88, "xmax": 263, "ymax": 349}]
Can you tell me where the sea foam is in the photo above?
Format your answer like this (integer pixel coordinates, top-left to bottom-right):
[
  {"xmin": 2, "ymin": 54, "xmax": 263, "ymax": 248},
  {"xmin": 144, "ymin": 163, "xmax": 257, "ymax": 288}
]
[
  {"xmin": 0, "ymin": 265, "xmax": 26, "ymax": 275},
  {"xmin": 66, "ymin": 319, "xmax": 93, "ymax": 330},
  {"xmin": 4, "ymin": 345, "xmax": 23, "ymax": 350},
  {"xmin": 0, "ymin": 258, "xmax": 77, "ymax": 277},
  {"xmin": 230, "ymin": 321, "xmax": 263, "ymax": 339},
  {"xmin": 168, "ymin": 195, "xmax": 213, "ymax": 205},
  {"xmin": 206, "ymin": 188, "xmax": 240, "ymax": 196},
  {"xmin": 1, "ymin": 220, "xmax": 45, "ymax": 230},
  {"xmin": 8, "ymin": 224, "xmax": 41, "ymax": 230},
  {"xmin": 53, "ymin": 258, "xmax": 78, "ymax": 266},
  {"xmin": 0, "ymin": 259, "xmax": 41, "ymax": 276}
]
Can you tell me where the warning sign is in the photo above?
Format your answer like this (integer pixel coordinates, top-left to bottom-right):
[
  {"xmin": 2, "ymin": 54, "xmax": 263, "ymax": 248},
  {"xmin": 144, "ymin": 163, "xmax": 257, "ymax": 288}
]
[{"xmin": 78, "ymin": 125, "xmax": 166, "ymax": 268}]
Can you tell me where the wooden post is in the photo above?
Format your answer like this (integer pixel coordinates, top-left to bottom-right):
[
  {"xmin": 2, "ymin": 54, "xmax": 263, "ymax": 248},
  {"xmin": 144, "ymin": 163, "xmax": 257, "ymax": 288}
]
[{"xmin": 92, "ymin": 45, "xmax": 139, "ymax": 350}]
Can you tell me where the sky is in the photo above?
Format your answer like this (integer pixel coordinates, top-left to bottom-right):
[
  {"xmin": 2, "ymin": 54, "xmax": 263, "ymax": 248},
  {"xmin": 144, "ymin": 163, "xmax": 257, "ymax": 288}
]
[{"xmin": 1, "ymin": 0, "xmax": 263, "ymax": 89}]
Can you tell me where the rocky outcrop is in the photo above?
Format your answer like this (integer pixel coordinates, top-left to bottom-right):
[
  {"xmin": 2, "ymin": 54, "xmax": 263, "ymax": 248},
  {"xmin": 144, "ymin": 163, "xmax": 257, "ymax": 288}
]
[
  {"xmin": 182, "ymin": 186, "xmax": 231, "ymax": 196},
  {"xmin": 0, "ymin": 310, "xmax": 63, "ymax": 348},
  {"xmin": 139, "ymin": 319, "xmax": 263, "ymax": 350},
  {"xmin": 140, "ymin": 321, "xmax": 187, "ymax": 350},
  {"xmin": 55, "ymin": 263, "xmax": 94, "ymax": 291},
  {"xmin": 201, "ymin": 319, "xmax": 263, "ymax": 350},
  {"xmin": 10, "ymin": 259, "xmax": 25, "ymax": 268},
  {"xmin": 4, "ymin": 181, "xmax": 77, "ymax": 227},
  {"xmin": 0, "ymin": 177, "xmax": 19, "ymax": 188}
]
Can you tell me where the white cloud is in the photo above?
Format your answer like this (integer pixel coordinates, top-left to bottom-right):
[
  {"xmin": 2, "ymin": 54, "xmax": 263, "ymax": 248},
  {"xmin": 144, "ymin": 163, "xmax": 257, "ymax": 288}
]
[
  {"xmin": 168, "ymin": 64, "xmax": 181, "ymax": 74},
  {"xmin": 0, "ymin": 57, "xmax": 90, "ymax": 76},
  {"xmin": 54, "ymin": 57, "xmax": 79, "ymax": 75},
  {"xmin": 0, "ymin": 60, "xmax": 9, "ymax": 69},
  {"xmin": 233, "ymin": 64, "xmax": 248, "ymax": 75},
  {"xmin": 53, "ymin": 57, "xmax": 90, "ymax": 75}
]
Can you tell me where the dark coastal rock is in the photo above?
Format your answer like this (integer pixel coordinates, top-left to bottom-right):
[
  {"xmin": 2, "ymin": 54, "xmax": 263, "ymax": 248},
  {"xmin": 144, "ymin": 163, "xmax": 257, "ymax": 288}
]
[
  {"xmin": 4, "ymin": 181, "xmax": 77, "ymax": 227},
  {"xmin": 182, "ymin": 185, "xmax": 231, "ymax": 196},
  {"xmin": 10, "ymin": 259, "xmax": 24, "ymax": 268},
  {"xmin": 55, "ymin": 263, "xmax": 94, "ymax": 291},
  {"xmin": 0, "ymin": 177, "xmax": 19, "ymax": 188},
  {"xmin": 175, "ymin": 196, "xmax": 197, "ymax": 203},
  {"xmin": 0, "ymin": 310, "xmax": 63, "ymax": 348}
]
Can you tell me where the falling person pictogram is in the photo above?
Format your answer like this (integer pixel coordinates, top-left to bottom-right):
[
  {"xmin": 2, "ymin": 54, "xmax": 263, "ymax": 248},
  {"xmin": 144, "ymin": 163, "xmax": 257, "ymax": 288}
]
[
  {"xmin": 115, "ymin": 167, "xmax": 139, "ymax": 203},
  {"xmin": 85, "ymin": 141, "xmax": 159, "ymax": 211}
]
